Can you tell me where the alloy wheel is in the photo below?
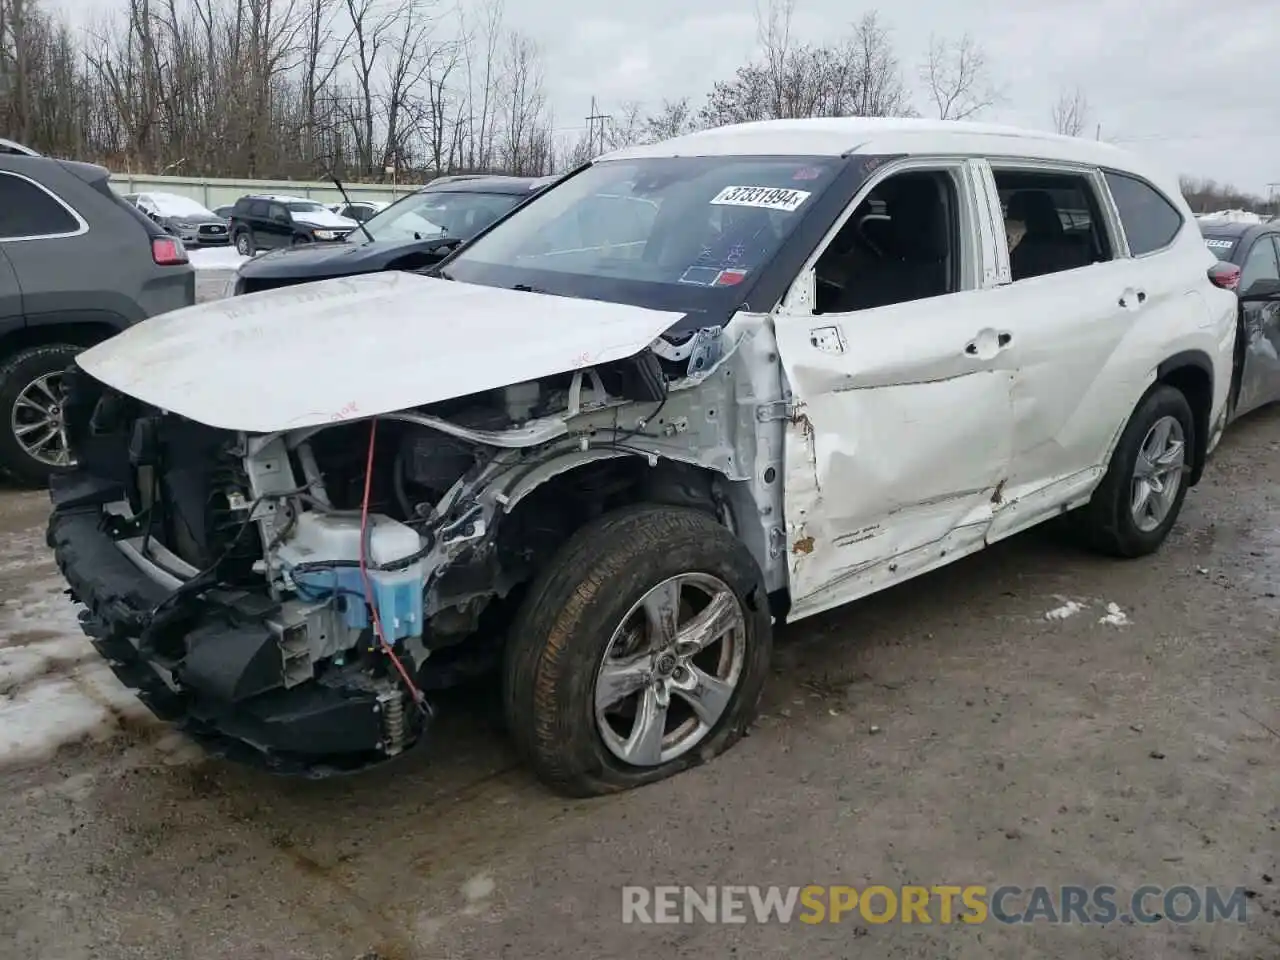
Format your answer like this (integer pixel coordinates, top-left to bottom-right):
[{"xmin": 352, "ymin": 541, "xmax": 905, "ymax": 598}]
[
  {"xmin": 594, "ymin": 572, "xmax": 746, "ymax": 767},
  {"xmin": 1131, "ymin": 414, "xmax": 1186, "ymax": 533}
]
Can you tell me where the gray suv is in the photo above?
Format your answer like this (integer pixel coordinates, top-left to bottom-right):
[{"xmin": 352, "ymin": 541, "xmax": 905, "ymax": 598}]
[{"xmin": 0, "ymin": 144, "xmax": 194, "ymax": 485}]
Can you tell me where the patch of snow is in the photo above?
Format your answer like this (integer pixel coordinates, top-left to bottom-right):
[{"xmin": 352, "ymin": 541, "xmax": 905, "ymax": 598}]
[
  {"xmin": 1045, "ymin": 600, "xmax": 1086, "ymax": 621},
  {"xmin": 0, "ymin": 542, "xmax": 158, "ymax": 768},
  {"xmin": 188, "ymin": 246, "xmax": 248, "ymax": 271},
  {"xmin": 1099, "ymin": 602, "xmax": 1130, "ymax": 626},
  {"xmin": 1196, "ymin": 209, "xmax": 1263, "ymax": 225}
]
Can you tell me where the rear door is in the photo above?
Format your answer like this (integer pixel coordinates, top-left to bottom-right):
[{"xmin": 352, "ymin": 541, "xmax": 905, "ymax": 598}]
[
  {"xmin": 0, "ymin": 247, "xmax": 22, "ymax": 331},
  {"xmin": 1234, "ymin": 232, "xmax": 1280, "ymax": 416},
  {"xmin": 774, "ymin": 158, "xmax": 1014, "ymax": 620},
  {"xmin": 976, "ymin": 160, "xmax": 1141, "ymax": 543}
]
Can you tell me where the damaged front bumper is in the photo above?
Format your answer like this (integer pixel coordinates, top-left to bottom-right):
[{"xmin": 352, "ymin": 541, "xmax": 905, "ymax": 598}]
[{"xmin": 46, "ymin": 475, "xmax": 428, "ymax": 776}]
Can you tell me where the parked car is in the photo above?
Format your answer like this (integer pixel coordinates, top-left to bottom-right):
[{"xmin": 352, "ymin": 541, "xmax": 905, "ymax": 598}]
[
  {"xmin": 0, "ymin": 145, "xmax": 194, "ymax": 485},
  {"xmin": 1198, "ymin": 220, "xmax": 1280, "ymax": 419},
  {"xmin": 232, "ymin": 175, "xmax": 552, "ymax": 295},
  {"xmin": 48, "ymin": 118, "xmax": 1235, "ymax": 795},
  {"xmin": 229, "ymin": 194, "xmax": 357, "ymax": 255},
  {"xmin": 212, "ymin": 204, "xmax": 236, "ymax": 219},
  {"xmin": 121, "ymin": 191, "xmax": 231, "ymax": 246},
  {"xmin": 327, "ymin": 199, "xmax": 389, "ymax": 222}
]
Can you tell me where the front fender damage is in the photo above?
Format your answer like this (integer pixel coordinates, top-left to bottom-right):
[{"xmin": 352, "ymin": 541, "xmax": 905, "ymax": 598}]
[{"xmin": 48, "ymin": 318, "xmax": 791, "ymax": 775}]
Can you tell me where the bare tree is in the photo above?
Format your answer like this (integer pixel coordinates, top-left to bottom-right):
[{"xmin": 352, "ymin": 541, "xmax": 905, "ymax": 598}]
[
  {"xmin": 847, "ymin": 11, "xmax": 912, "ymax": 118},
  {"xmin": 643, "ymin": 97, "xmax": 698, "ymax": 141},
  {"xmin": 920, "ymin": 33, "xmax": 1000, "ymax": 121},
  {"xmin": 1051, "ymin": 85, "xmax": 1089, "ymax": 137},
  {"xmin": 494, "ymin": 32, "xmax": 550, "ymax": 176}
]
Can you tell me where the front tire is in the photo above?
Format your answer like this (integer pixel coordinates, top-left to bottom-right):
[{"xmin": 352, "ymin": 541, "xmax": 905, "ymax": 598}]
[
  {"xmin": 0, "ymin": 344, "xmax": 81, "ymax": 486},
  {"xmin": 1076, "ymin": 384, "xmax": 1196, "ymax": 558},
  {"xmin": 503, "ymin": 506, "xmax": 772, "ymax": 797}
]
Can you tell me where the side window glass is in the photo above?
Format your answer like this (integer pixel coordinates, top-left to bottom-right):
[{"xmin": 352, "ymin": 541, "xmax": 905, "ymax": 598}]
[
  {"xmin": 993, "ymin": 170, "xmax": 1112, "ymax": 281},
  {"xmin": 0, "ymin": 173, "xmax": 81, "ymax": 239},
  {"xmin": 248, "ymin": 200, "xmax": 268, "ymax": 218},
  {"xmin": 1239, "ymin": 236, "xmax": 1280, "ymax": 295},
  {"xmin": 1104, "ymin": 172, "xmax": 1183, "ymax": 256},
  {"xmin": 269, "ymin": 204, "xmax": 288, "ymax": 221},
  {"xmin": 811, "ymin": 169, "xmax": 959, "ymax": 314}
]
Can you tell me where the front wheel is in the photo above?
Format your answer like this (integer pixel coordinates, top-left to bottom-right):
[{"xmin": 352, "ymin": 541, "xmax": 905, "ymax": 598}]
[
  {"xmin": 1075, "ymin": 384, "xmax": 1196, "ymax": 558},
  {"xmin": 503, "ymin": 505, "xmax": 772, "ymax": 797}
]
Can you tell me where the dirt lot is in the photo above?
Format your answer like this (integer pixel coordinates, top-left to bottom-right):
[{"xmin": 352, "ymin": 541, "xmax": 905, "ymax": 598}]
[{"xmin": 0, "ymin": 402, "xmax": 1277, "ymax": 959}]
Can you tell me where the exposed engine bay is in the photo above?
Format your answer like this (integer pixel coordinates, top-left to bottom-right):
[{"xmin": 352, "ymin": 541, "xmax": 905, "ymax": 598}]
[{"xmin": 47, "ymin": 319, "xmax": 789, "ymax": 774}]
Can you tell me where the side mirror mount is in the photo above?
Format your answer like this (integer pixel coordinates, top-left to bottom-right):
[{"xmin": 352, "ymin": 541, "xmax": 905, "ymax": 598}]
[{"xmin": 1241, "ymin": 277, "xmax": 1280, "ymax": 301}]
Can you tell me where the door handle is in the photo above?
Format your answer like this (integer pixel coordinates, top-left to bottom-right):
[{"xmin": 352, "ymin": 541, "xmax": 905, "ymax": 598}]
[{"xmin": 964, "ymin": 330, "xmax": 1013, "ymax": 356}]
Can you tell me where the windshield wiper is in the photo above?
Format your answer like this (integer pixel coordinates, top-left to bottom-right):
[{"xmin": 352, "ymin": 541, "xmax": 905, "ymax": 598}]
[{"xmin": 329, "ymin": 173, "xmax": 376, "ymax": 244}]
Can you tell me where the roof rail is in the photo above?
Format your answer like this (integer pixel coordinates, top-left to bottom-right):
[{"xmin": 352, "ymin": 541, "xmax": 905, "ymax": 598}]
[{"xmin": 0, "ymin": 137, "xmax": 40, "ymax": 157}]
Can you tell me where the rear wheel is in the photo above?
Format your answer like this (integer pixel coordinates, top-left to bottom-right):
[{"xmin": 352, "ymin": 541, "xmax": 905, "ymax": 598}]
[
  {"xmin": 0, "ymin": 344, "xmax": 81, "ymax": 486},
  {"xmin": 503, "ymin": 505, "xmax": 772, "ymax": 797},
  {"xmin": 1075, "ymin": 384, "xmax": 1195, "ymax": 557},
  {"xmin": 234, "ymin": 230, "xmax": 254, "ymax": 256}
]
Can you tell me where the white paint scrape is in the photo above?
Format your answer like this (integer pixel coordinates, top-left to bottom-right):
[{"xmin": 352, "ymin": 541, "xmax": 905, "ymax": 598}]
[
  {"xmin": 1045, "ymin": 600, "xmax": 1086, "ymax": 621},
  {"xmin": 1099, "ymin": 602, "xmax": 1131, "ymax": 626}
]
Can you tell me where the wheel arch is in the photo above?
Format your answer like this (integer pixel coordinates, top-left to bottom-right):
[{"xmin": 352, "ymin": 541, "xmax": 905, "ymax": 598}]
[
  {"xmin": 496, "ymin": 450, "xmax": 774, "ymax": 584},
  {"xmin": 1155, "ymin": 349, "xmax": 1214, "ymax": 485}
]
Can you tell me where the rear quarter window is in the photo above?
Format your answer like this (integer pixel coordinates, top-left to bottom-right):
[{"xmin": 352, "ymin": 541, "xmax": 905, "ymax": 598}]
[
  {"xmin": 0, "ymin": 171, "xmax": 82, "ymax": 239},
  {"xmin": 1104, "ymin": 171, "xmax": 1184, "ymax": 256}
]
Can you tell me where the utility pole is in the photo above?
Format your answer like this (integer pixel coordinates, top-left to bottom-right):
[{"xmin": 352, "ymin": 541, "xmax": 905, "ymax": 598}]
[{"xmin": 585, "ymin": 96, "xmax": 611, "ymax": 157}]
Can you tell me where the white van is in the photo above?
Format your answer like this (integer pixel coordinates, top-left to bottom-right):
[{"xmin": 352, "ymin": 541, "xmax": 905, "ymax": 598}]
[{"xmin": 50, "ymin": 118, "xmax": 1237, "ymax": 795}]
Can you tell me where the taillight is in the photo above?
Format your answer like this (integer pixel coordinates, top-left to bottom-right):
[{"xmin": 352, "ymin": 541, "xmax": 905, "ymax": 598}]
[
  {"xmin": 1208, "ymin": 262, "xmax": 1240, "ymax": 291},
  {"xmin": 152, "ymin": 236, "xmax": 189, "ymax": 265}
]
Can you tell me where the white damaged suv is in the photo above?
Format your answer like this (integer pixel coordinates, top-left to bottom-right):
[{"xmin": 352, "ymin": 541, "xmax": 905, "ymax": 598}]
[{"xmin": 48, "ymin": 119, "xmax": 1236, "ymax": 795}]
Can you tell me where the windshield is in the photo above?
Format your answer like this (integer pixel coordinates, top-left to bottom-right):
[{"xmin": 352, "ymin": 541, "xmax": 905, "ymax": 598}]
[
  {"xmin": 364, "ymin": 190, "xmax": 523, "ymax": 241},
  {"xmin": 147, "ymin": 193, "xmax": 217, "ymax": 218},
  {"xmin": 286, "ymin": 201, "xmax": 327, "ymax": 214},
  {"xmin": 441, "ymin": 156, "xmax": 842, "ymax": 313},
  {"xmin": 1202, "ymin": 235, "xmax": 1238, "ymax": 261}
]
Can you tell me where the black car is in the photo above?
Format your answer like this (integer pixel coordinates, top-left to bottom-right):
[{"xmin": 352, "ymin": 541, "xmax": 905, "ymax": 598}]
[
  {"xmin": 230, "ymin": 194, "xmax": 358, "ymax": 255},
  {"xmin": 1199, "ymin": 219, "xmax": 1280, "ymax": 420},
  {"xmin": 232, "ymin": 175, "xmax": 554, "ymax": 295},
  {"xmin": 1, "ymin": 146, "xmax": 195, "ymax": 484}
]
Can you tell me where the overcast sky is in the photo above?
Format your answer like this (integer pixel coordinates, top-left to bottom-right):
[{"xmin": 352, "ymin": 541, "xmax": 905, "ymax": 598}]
[{"xmin": 49, "ymin": 0, "xmax": 1280, "ymax": 196}]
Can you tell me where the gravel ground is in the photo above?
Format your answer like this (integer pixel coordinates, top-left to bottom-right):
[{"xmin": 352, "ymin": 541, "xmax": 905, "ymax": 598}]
[{"xmin": 0, "ymin": 277, "xmax": 1275, "ymax": 958}]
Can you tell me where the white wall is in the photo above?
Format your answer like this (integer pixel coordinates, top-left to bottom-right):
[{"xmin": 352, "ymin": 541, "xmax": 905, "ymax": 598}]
[{"xmin": 108, "ymin": 173, "xmax": 422, "ymax": 208}]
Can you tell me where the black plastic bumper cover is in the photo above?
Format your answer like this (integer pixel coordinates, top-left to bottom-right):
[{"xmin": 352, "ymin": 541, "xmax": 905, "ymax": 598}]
[{"xmin": 46, "ymin": 480, "xmax": 422, "ymax": 776}]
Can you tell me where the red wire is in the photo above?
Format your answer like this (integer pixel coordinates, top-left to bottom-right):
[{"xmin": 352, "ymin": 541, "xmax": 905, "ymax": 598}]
[{"xmin": 358, "ymin": 419, "xmax": 426, "ymax": 711}]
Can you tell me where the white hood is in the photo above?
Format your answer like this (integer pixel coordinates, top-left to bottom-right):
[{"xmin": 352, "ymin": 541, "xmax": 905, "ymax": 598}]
[
  {"xmin": 294, "ymin": 207, "xmax": 358, "ymax": 229},
  {"xmin": 75, "ymin": 272, "xmax": 685, "ymax": 433}
]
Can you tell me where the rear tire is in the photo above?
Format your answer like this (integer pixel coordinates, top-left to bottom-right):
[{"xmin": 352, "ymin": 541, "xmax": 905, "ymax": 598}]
[
  {"xmin": 1075, "ymin": 384, "xmax": 1196, "ymax": 558},
  {"xmin": 503, "ymin": 505, "xmax": 772, "ymax": 797},
  {"xmin": 0, "ymin": 344, "xmax": 81, "ymax": 487},
  {"xmin": 234, "ymin": 230, "xmax": 254, "ymax": 256}
]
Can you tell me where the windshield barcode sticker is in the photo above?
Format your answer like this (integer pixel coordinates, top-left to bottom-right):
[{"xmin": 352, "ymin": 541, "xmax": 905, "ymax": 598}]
[
  {"xmin": 1203, "ymin": 238, "xmax": 1235, "ymax": 248},
  {"xmin": 710, "ymin": 186, "xmax": 812, "ymax": 212}
]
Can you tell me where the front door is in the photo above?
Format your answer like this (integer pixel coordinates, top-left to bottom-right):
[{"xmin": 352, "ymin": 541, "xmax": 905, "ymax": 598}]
[
  {"xmin": 774, "ymin": 160, "xmax": 1014, "ymax": 621},
  {"xmin": 1234, "ymin": 233, "xmax": 1280, "ymax": 418}
]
